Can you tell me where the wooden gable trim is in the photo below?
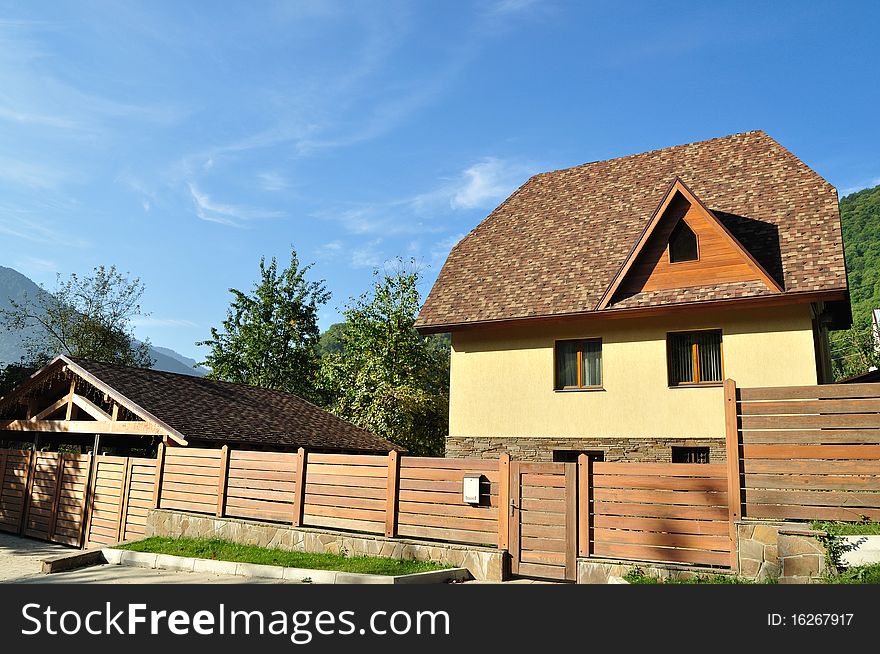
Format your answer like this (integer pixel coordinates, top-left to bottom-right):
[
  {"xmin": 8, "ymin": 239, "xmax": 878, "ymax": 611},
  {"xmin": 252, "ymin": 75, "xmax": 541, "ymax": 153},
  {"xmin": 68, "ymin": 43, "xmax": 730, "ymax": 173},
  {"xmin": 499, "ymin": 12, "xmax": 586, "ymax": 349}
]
[
  {"xmin": 595, "ymin": 177, "xmax": 782, "ymax": 310},
  {"xmin": 0, "ymin": 356, "xmax": 187, "ymax": 445}
]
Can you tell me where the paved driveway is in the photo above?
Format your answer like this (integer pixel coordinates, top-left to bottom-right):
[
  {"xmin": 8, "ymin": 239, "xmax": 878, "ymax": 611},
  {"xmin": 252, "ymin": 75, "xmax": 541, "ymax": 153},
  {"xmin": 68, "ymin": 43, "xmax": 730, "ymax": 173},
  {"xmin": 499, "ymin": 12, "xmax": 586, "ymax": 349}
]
[
  {"xmin": 0, "ymin": 533, "xmax": 297, "ymax": 584},
  {"xmin": 0, "ymin": 532, "xmax": 71, "ymax": 582}
]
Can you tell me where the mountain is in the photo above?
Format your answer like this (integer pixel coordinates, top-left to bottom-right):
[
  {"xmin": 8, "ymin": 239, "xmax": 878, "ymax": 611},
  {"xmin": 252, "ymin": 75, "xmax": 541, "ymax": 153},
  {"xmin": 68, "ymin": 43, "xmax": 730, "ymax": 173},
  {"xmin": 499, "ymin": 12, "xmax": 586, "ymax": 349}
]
[
  {"xmin": 0, "ymin": 266, "xmax": 206, "ymax": 376},
  {"xmin": 839, "ymin": 183, "xmax": 880, "ymax": 326}
]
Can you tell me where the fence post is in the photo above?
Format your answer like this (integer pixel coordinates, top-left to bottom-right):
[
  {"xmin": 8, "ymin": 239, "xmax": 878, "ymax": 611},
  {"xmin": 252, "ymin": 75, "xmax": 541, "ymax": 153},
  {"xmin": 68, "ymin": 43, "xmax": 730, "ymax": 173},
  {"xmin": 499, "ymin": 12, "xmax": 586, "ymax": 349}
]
[
  {"xmin": 116, "ymin": 457, "xmax": 133, "ymax": 543},
  {"xmin": 292, "ymin": 447, "xmax": 307, "ymax": 527},
  {"xmin": 498, "ymin": 453, "xmax": 510, "ymax": 550},
  {"xmin": 385, "ymin": 450, "xmax": 400, "ymax": 537},
  {"xmin": 19, "ymin": 449, "xmax": 36, "ymax": 535},
  {"xmin": 152, "ymin": 442, "xmax": 165, "ymax": 509},
  {"xmin": 577, "ymin": 453, "xmax": 591, "ymax": 558},
  {"xmin": 216, "ymin": 445, "xmax": 230, "ymax": 518},
  {"xmin": 724, "ymin": 378, "xmax": 742, "ymax": 571},
  {"xmin": 47, "ymin": 453, "xmax": 66, "ymax": 541}
]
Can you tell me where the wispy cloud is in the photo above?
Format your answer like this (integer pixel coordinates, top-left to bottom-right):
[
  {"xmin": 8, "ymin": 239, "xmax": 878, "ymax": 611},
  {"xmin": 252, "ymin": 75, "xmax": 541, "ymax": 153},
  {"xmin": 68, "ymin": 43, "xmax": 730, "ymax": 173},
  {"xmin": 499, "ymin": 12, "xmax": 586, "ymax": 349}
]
[
  {"xmin": 450, "ymin": 157, "xmax": 533, "ymax": 210},
  {"xmin": 187, "ymin": 183, "xmax": 285, "ymax": 226},
  {"xmin": 0, "ymin": 156, "xmax": 73, "ymax": 190},
  {"xmin": 316, "ymin": 240, "xmax": 343, "ymax": 260},
  {"xmin": 14, "ymin": 255, "xmax": 58, "ymax": 273},
  {"xmin": 430, "ymin": 232, "xmax": 465, "ymax": 264},
  {"xmin": 350, "ymin": 238, "xmax": 385, "ymax": 268},
  {"xmin": 131, "ymin": 317, "xmax": 198, "ymax": 328},
  {"xmin": 257, "ymin": 171, "xmax": 289, "ymax": 192},
  {"xmin": 0, "ymin": 209, "xmax": 91, "ymax": 248}
]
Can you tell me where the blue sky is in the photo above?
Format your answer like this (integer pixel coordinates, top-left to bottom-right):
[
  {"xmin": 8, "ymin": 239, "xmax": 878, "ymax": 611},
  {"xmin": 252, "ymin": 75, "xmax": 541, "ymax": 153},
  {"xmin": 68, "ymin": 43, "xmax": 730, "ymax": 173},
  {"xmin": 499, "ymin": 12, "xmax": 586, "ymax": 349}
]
[{"xmin": 1, "ymin": 0, "xmax": 878, "ymax": 361}]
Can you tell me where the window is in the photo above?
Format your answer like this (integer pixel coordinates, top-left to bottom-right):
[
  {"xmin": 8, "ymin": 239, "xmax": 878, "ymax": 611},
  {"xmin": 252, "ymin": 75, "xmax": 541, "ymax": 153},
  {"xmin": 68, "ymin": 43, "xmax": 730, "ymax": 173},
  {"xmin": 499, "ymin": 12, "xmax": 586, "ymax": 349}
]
[
  {"xmin": 667, "ymin": 330, "xmax": 723, "ymax": 385},
  {"xmin": 555, "ymin": 339, "xmax": 602, "ymax": 389},
  {"xmin": 672, "ymin": 446, "xmax": 710, "ymax": 464},
  {"xmin": 552, "ymin": 450, "xmax": 605, "ymax": 463},
  {"xmin": 669, "ymin": 219, "xmax": 698, "ymax": 263}
]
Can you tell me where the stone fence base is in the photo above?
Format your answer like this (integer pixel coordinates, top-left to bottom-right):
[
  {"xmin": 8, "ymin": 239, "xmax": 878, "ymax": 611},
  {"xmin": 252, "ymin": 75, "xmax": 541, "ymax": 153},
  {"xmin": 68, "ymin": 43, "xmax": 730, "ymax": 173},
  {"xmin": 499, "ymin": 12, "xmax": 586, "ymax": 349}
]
[
  {"xmin": 737, "ymin": 522, "xmax": 827, "ymax": 583},
  {"xmin": 146, "ymin": 509, "xmax": 506, "ymax": 582}
]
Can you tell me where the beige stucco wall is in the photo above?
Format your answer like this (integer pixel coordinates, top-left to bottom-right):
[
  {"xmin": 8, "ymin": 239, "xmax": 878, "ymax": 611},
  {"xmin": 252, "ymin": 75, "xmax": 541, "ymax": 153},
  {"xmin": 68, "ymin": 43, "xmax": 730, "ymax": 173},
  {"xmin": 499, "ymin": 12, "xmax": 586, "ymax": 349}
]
[{"xmin": 449, "ymin": 303, "xmax": 818, "ymax": 440}]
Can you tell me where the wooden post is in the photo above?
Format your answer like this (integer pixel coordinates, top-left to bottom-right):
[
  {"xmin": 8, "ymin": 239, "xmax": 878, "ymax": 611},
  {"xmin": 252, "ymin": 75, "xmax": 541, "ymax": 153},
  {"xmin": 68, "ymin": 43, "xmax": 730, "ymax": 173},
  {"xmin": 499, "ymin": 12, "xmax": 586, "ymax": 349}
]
[
  {"xmin": 0, "ymin": 449, "xmax": 7, "ymax": 508},
  {"xmin": 564, "ymin": 462, "xmax": 577, "ymax": 581},
  {"xmin": 47, "ymin": 453, "xmax": 66, "ymax": 541},
  {"xmin": 152, "ymin": 442, "xmax": 166, "ymax": 509},
  {"xmin": 292, "ymin": 447, "xmax": 307, "ymax": 527},
  {"xmin": 19, "ymin": 449, "xmax": 36, "ymax": 535},
  {"xmin": 65, "ymin": 379, "xmax": 76, "ymax": 421},
  {"xmin": 498, "ymin": 453, "xmax": 510, "ymax": 550},
  {"xmin": 216, "ymin": 445, "xmax": 230, "ymax": 517},
  {"xmin": 724, "ymin": 378, "xmax": 742, "ymax": 571},
  {"xmin": 76, "ymin": 453, "xmax": 94, "ymax": 549},
  {"xmin": 384, "ymin": 450, "xmax": 400, "ymax": 537},
  {"xmin": 116, "ymin": 457, "xmax": 133, "ymax": 543},
  {"xmin": 577, "ymin": 453, "xmax": 592, "ymax": 558}
]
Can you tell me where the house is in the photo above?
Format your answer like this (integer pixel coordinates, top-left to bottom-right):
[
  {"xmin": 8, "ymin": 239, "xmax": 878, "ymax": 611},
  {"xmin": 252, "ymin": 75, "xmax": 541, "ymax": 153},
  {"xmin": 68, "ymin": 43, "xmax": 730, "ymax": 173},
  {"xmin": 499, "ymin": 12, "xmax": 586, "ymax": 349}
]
[
  {"xmin": 0, "ymin": 355, "xmax": 399, "ymax": 455},
  {"xmin": 416, "ymin": 131, "xmax": 851, "ymax": 463}
]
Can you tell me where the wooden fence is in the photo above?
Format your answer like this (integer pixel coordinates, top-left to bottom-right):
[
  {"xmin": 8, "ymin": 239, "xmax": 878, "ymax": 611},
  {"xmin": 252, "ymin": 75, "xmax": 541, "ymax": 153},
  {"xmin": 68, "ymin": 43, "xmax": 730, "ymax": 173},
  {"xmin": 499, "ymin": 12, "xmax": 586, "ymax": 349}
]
[
  {"xmin": 728, "ymin": 380, "xmax": 880, "ymax": 522},
  {"xmin": 84, "ymin": 455, "xmax": 157, "ymax": 547},
  {"xmin": 586, "ymin": 461, "xmax": 733, "ymax": 567}
]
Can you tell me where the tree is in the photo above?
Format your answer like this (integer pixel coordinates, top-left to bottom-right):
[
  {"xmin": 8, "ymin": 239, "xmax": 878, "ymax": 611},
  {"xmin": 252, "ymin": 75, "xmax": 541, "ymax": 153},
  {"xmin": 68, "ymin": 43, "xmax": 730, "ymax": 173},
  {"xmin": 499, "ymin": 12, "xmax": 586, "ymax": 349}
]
[
  {"xmin": 320, "ymin": 260, "xmax": 450, "ymax": 455},
  {"xmin": 830, "ymin": 318, "xmax": 880, "ymax": 380},
  {"xmin": 198, "ymin": 249, "xmax": 329, "ymax": 403},
  {"xmin": 0, "ymin": 265, "xmax": 153, "ymax": 368}
]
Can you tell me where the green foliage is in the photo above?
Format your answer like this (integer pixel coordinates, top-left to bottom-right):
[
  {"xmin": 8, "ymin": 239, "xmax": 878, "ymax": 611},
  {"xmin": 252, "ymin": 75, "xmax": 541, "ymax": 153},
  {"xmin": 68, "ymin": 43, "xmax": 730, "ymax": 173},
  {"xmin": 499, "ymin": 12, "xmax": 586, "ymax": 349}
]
[
  {"xmin": 811, "ymin": 521, "xmax": 880, "ymax": 536},
  {"xmin": 825, "ymin": 563, "xmax": 880, "ymax": 584},
  {"xmin": 117, "ymin": 537, "xmax": 449, "ymax": 575},
  {"xmin": 831, "ymin": 184, "xmax": 880, "ymax": 378},
  {"xmin": 0, "ymin": 363, "xmax": 34, "ymax": 396},
  {"xmin": 198, "ymin": 249, "xmax": 329, "ymax": 404},
  {"xmin": 320, "ymin": 260, "xmax": 450, "ymax": 455},
  {"xmin": 622, "ymin": 566, "xmax": 767, "ymax": 584},
  {"xmin": 317, "ymin": 322, "xmax": 346, "ymax": 357},
  {"xmin": 0, "ymin": 265, "xmax": 153, "ymax": 368}
]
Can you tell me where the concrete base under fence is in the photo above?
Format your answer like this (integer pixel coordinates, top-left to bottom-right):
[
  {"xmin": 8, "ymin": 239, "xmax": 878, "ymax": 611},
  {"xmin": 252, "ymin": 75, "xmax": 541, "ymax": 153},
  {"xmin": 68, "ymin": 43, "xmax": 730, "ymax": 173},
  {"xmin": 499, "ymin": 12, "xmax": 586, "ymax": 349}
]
[{"xmin": 146, "ymin": 509, "xmax": 507, "ymax": 582}]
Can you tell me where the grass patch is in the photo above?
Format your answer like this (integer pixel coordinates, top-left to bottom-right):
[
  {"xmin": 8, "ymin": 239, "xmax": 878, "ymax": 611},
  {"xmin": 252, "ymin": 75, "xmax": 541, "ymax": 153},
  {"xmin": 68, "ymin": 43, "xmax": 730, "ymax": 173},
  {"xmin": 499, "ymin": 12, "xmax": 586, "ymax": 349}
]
[
  {"xmin": 116, "ymin": 537, "xmax": 450, "ymax": 576},
  {"xmin": 824, "ymin": 563, "xmax": 880, "ymax": 584},
  {"xmin": 811, "ymin": 521, "xmax": 880, "ymax": 536},
  {"xmin": 623, "ymin": 567, "xmax": 769, "ymax": 584}
]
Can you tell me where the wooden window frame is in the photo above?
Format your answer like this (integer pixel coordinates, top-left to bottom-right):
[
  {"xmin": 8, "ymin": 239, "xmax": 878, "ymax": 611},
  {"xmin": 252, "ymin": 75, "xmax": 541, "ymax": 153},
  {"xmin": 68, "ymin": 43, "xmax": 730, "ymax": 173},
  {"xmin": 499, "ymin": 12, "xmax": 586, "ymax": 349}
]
[
  {"xmin": 666, "ymin": 329, "xmax": 723, "ymax": 387},
  {"xmin": 667, "ymin": 219, "xmax": 700, "ymax": 264},
  {"xmin": 554, "ymin": 338, "xmax": 604, "ymax": 391}
]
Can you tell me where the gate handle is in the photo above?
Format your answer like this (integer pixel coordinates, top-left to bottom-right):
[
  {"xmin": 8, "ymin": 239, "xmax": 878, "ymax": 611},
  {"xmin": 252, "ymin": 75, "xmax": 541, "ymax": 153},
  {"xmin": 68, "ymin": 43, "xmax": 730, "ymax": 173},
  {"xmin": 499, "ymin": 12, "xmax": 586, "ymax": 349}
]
[{"xmin": 509, "ymin": 499, "xmax": 517, "ymax": 516}]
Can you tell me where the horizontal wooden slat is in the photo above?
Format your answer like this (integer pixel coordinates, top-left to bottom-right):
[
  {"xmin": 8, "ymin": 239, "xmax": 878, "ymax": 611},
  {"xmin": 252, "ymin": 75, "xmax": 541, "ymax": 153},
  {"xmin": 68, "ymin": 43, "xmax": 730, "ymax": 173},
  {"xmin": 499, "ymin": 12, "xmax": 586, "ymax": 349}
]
[
  {"xmin": 745, "ymin": 504, "xmax": 880, "ymax": 521},
  {"xmin": 398, "ymin": 478, "xmax": 498, "ymax": 494},
  {"xmin": 517, "ymin": 561, "xmax": 566, "ymax": 580},
  {"xmin": 741, "ymin": 414, "xmax": 880, "ymax": 430},
  {"xmin": 304, "ymin": 483, "xmax": 383, "ymax": 500},
  {"xmin": 593, "ymin": 501, "xmax": 728, "ymax": 521},
  {"xmin": 741, "ymin": 444, "xmax": 880, "ymax": 460},
  {"xmin": 739, "ymin": 383, "xmax": 880, "ymax": 400},
  {"xmin": 518, "ymin": 510, "xmax": 566, "ymax": 526},
  {"xmin": 302, "ymin": 504, "xmax": 385, "ymax": 522},
  {"xmin": 739, "ymin": 398, "xmax": 880, "ymax": 415},
  {"xmin": 304, "ymin": 514, "xmax": 385, "ymax": 534},
  {"xmin": 520, "ymin": 497, "xmax": 566, "ymax": 513},
  {"xmin": 227, "ymin": 469, "xmax": 297, "ymax": 484},
  {"xmin": 396, "ymin": 524, "xmax": 495, "ymax": 546},
  {"xmin": 743, "ymin": 474, "xmax": 880, "ymax": 491},
  {"xmin": 227, "ymin": 457, "xmax": 297, "ymax": 472},
  {"xmin": 520, "ymin": 485, "xmax": 565, "ymax": 500},
  {"xmin": 521, "ymin": 536, "xmax": 566, "ymax": 553},
  {"xmin": 399, "ymin": 467, "xmax": 499, "ymax": 483},
  {"xmin": 593, "ymin": 529, "xmax": 730, "ymax": 551},
  {"xmin": 398, "ymin": 512, "xmax": 495, "ymax": 533},
  {"xmin": 305, "ymin": 494, "xmax": 383, "ymax": 511},
  {"xmin": 306, "ymin": 473, "xmax": 387, "ymax": 489},
  {"xmin": 397, "ymin": 489, "xmax": 499, "ymax": 506},
  {"xmin": 741, "ymin": 429, "xmax": 880, "ymax": 444},
  {"xmin": 305, "ymin": 463, "xmax": 387, "ymax": 478},
  {"xmin": 743, "ymin": 459, "xmax": 880, "ymax": 475},
  {"xmin": 592, "ymin": 488, "xmax": 727, "ymax": 507},
  {"xmin": 521, "ymin": 550, "xmax": 565, "ymax": 566},
  {"xmin": 520, "ymin": 523, "xmax": 565, "ymax": 539},
  {"xmin": 593, "ymin": 462, "xmax": 726, "ymax": 478},
  {"xmin": 165, "ymin": 448, "xmax": 222, "ymax": 459},
  {"xmin": 743, "ymin": 488, "xmax": 880, "ymax": 508},
  {"xmin": 592, "ymin": 514, "xmax": 729, "ymax": 535},
  {"xmin": 226, "ymin": 486, "xmax": 296, "ymax": 503},
  {"xmin": 308, "ymin": 453, "xmax": 388, "ymax": 466},
  {"xmin": 399, "ymin": 457, "xmax": 499, "ymax": 471},
  {"xmin": 592, "ymin": 541, "xmax": 730, "ymax": 567},
  {"xmin": 397, "ymin": 501, "xmax": 497, "ymax": 520},
  {"xmin": 521, "ymin": 473, "xmax": 566, "ymax": 488},
  {"xmin": 593, "ymin": 474, "xmax": 728, "ymax": 492}
]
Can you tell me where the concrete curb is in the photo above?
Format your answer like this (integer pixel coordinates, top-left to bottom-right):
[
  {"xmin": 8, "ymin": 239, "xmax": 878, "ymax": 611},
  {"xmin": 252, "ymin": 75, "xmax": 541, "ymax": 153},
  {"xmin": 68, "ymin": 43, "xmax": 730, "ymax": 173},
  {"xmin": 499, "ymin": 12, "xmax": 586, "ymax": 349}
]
[
  {"xmin": 41, "ymin": 548, "xmax": 107, "ymax": 574},
  {"xmin": 101, "ymin": 548, "xmax": 470, "ymax": 584}
]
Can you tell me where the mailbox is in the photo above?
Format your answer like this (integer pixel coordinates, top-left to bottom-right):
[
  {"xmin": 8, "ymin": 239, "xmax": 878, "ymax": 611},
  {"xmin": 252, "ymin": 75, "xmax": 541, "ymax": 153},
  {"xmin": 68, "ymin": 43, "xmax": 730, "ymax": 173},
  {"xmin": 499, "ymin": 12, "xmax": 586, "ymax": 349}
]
[{"xmin": 462, "ymin": 474, "xmax": 482, "ymax": 504}]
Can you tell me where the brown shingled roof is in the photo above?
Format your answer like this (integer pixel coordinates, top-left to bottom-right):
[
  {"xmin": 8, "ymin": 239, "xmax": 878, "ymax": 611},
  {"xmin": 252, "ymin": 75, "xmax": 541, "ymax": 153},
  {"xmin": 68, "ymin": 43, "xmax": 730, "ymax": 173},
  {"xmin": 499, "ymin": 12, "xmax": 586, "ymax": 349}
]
[
  {"xmin": 416, "ymin": 131, "xmax": 847, "ymax": 330},
  {"xmin": 65, "ymin": 356, "xmax": 400, "ymax": 453}
]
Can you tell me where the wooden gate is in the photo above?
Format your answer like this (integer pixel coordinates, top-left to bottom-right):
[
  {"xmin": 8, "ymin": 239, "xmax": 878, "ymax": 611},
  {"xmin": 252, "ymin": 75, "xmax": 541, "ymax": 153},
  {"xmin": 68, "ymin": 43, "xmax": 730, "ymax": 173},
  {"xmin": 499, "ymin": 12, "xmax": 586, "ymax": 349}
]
[
  {"xmin": 0, "ymin": 449, "xmax": 32, "ymax": 534},
  {"xmin": 20, "ymin": 452, "xmax": 92, "ymax": 547},
  {"xmin": 509, "ymin": 462, "xmax": 577, "ymax": 581},
  {"xmin": 84, "ymin": 455, "xmax": 157, "ymax": 547}
]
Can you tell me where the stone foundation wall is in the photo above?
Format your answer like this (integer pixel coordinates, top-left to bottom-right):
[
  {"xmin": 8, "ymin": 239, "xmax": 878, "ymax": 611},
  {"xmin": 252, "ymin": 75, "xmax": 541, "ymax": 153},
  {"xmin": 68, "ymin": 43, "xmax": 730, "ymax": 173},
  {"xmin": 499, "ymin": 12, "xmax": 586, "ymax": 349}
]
[
  {"xmin": 446, "ymin": 436, "xmax": 726, "ymax": 463},
  {"xmin": 146, "ymin": 509, "xmax": 506, "ymax": 581},
  {"xmin": 737, "ymin": 522, "xmax": 827, "ymax": 584}
]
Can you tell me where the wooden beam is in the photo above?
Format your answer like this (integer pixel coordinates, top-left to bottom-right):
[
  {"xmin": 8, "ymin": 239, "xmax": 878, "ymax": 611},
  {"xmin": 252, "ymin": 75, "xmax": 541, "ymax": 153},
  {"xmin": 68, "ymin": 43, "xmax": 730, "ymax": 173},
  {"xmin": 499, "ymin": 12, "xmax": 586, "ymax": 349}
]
[
  {"xmin": 292, "ymin": 447, "xmax": 307, "ymax": 527},
  {"xmin": 32, "ymin": 396, "xmax": 70, "ymax": 421},
  {"xmin": 723, "ymin": 378, "xmax": 742, "ymax": 571},
  {"xmin": 116, "ymin": 457, "xmax": 133, "ymax": 543},
  {"xmin": 111, "ymin": 404, "xmax": 119, "ymax": 421},
  {"xmin": 565, "ymin": 462, "xmax": 577, "ymax": 581},
  {"xmin": 0, "ymin": 419, "xmax": 167, "ymax": 436},
  {"xmin": 384, "ymin": 450, "xmax": 399, "ymax": 537},
  {"xmin": 216, "ymin": 445, "xmax": 229, "ymax": 518},
  {"xmin": 152, "ymin": 442, "xmax": 166, "ymax": 509},
  {"xmin": 71, "ymin": 394, "xmax": 113, "ymax": 421},
  {"xmin": 577, "ymin": 453, "xmax": 591, "ymax": 558},
  {"xmin": 498, "ymin": 453, "xmax": 510, "ymax": 550},
  {"xmin": 65, "ymin": 379, "xmax": 76, "ymax": 421},
  {"xmin": 47, "ymin": 453, "xmax": 65, "ymax": 541}
]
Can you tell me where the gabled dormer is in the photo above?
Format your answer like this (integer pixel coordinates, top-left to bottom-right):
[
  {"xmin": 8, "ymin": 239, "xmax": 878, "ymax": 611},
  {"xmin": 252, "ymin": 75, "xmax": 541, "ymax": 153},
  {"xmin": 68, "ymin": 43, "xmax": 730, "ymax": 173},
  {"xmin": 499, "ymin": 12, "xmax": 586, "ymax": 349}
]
[{"xmin": 596, "ymin": 178, "xmax": 782, "ymax": 309}]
